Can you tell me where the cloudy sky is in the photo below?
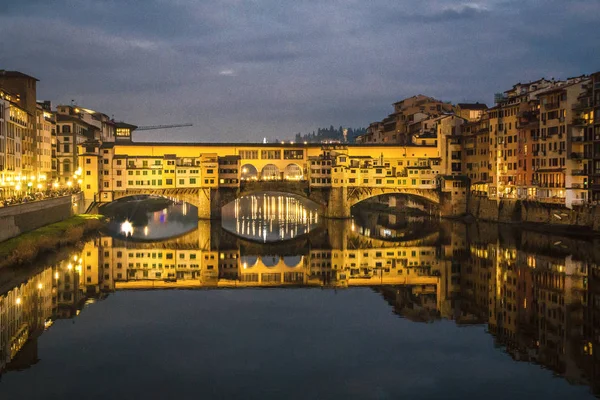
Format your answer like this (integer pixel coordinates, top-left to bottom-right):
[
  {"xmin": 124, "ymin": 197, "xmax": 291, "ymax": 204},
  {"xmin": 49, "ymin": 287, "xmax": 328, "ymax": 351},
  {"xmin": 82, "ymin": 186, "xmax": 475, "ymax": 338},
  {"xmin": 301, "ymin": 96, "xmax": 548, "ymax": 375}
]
[{"xmin": 1, "ymin": 0, "xmax": 598, "ymax": 142}]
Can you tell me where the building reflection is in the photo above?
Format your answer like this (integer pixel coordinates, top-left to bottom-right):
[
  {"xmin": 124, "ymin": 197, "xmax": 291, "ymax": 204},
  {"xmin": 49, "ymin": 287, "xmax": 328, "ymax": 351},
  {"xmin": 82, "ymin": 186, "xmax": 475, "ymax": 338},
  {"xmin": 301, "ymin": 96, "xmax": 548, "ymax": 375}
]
[{"xmin": 2, "ymin": 220, "xmax": 600, "ymax": 395}]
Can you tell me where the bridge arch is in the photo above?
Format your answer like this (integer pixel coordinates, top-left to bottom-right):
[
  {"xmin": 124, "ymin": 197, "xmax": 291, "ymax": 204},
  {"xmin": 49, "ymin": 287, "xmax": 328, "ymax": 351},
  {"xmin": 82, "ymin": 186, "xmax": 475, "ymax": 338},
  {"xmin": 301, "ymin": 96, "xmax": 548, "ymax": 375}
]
[
  {"xmin": 283, "ymin": 255, "xmax": 303, "ymax": 267},
  {"xmin": 347, "ymin": 187, "xmax": 440, "ymax": 209},
  {"xmin": 261, "ymin": 255, "xmax": 280, "ymax": 267},
  {"xmin": 240, "ymin": 255, "xmax": 259, "ymax": 269},
  {"xmin": 261, "ymin": 164, "xmax": 281, "ymax": 181},
  {"xmin": 241, "ymin": 164, "xmax": 258, "ymax": 181},
  {"xmin": 284, "ymin": 163, "xmax": 303, "ymax": 181}
]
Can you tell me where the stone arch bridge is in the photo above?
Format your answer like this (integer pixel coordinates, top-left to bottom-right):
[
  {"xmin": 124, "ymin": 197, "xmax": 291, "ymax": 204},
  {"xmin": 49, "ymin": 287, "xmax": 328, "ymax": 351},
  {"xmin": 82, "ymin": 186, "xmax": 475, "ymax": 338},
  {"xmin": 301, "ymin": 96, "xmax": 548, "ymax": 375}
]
[{"xmin": 111, "ymin": 181, "xmax": 446, "ymax": 219}]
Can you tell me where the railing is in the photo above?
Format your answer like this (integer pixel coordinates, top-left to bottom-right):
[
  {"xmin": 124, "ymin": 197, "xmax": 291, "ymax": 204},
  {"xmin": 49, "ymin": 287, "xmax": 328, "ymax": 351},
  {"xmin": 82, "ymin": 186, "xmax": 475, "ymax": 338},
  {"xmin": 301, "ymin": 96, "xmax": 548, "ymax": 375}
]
[
  {"xmin": 544, "ymin": 102, "xmax": 560, "ymax": 110},
  {"xmin": 537, "ymin": 182, "xmax": 565, "ymax": 188},
  {"xmin": 571, "ymin": 136, "xmax": 585, "ymax": 142},
  {"xmin": 572, "ymin": 101, "xmax": 591, "ymax": 110},
  {"xmin": 571, "ymin": 169, "xmax": 586, "ymax": 176}
]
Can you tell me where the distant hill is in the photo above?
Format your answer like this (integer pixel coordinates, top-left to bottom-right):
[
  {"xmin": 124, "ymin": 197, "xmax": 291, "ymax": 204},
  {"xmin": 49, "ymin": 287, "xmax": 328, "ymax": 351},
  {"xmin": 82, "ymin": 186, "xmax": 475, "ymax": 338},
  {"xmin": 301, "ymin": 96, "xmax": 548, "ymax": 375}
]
[{"xmin": 293, "ymin": 126, "xmax": 367, "ymax": 143}]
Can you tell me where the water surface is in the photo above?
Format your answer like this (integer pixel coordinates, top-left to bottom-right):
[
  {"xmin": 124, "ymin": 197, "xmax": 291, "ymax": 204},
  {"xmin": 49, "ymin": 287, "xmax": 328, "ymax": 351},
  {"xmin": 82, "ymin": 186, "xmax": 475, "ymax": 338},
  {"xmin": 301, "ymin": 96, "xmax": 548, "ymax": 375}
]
[{"xmin": 1, "ymin": 196, "xmax": 599, "ymax": 399}]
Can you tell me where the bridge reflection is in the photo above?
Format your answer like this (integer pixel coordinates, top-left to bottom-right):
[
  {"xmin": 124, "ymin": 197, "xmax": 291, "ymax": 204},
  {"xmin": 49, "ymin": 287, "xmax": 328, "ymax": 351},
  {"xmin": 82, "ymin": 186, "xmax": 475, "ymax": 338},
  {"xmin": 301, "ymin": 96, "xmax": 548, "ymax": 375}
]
[{"xmin": 3, "ymin": 222, "xmax": 600, "ymax": 395}]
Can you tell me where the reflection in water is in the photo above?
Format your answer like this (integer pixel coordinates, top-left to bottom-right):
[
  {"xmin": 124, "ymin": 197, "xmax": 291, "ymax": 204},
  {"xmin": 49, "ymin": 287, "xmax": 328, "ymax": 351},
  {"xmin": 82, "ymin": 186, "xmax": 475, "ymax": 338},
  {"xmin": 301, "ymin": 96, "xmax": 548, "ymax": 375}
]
[
  {"xmin": 2, "ymin": 212, "xmax": 600, "ymax": 397},
  {"xmin": 102, "ymin": 198, "xmax": 198, "ymax": 240},
  {"xmin": 351, "ymin": 207, "xmax": 439, "ymax": 241},
  {"xmin": 221, "ymin": 192, "xmax": 319, "ymax": 242}
]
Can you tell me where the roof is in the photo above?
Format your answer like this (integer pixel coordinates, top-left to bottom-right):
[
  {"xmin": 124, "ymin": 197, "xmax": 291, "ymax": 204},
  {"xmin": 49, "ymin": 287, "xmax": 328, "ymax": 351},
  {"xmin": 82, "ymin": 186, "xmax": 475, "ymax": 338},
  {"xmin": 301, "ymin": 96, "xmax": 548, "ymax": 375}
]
[
  {"xmin": 0, "ymin": 70, "xmax": 39, "ymax": 81},
  {"xmin": 457, "ymin": 103, "xmax": 487, "ymax": 110},
  {"xmin": 536, "ymin": 80, "xmax": 589, "ymax": 96},
  {"xmin": 56, "ymin": 114, "xmax": 99, "ymax": 129},
  {"xmin": 114, "ymin": 121, "xmax": 138, "ymax": 130},
  {"xmin": 100, "ymin": 141, "xmax": 434, "ymax": 149}
]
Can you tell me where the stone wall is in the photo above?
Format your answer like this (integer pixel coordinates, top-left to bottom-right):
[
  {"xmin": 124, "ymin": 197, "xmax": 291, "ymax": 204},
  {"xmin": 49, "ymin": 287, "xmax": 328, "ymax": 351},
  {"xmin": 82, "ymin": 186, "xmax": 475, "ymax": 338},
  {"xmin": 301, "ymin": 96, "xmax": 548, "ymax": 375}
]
[
  {"xmin": 0, "ymin": 195, "xmax": 75, "ymax": 242},
  {"xmin": 468, "ymin": 194, "xmax": 600, "ymax": 231}
]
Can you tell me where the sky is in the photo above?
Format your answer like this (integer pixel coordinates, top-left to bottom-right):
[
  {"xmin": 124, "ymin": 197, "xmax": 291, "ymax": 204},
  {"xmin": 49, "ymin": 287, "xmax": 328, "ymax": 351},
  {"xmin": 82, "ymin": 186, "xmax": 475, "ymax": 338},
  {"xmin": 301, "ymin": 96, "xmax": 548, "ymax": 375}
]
[{"xmin": 1, "ymin": 0, "xmax": 599, "ymax": 142}]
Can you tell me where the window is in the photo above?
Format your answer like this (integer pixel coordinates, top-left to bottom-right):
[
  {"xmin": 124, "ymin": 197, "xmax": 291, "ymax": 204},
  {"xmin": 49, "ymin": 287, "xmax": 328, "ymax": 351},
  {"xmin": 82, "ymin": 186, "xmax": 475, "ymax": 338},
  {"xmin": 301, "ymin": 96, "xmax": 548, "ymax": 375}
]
[
  {"xmin": 284, "ymin": 149, "xmax": 303, "ymax": 159},
  {"xmin": 261, "ymin": 150, "xmax": 281, "ymax": 160},
  {"xmin": 86, "ymin": 158, "xmax": 91, "ymax": 164},
  {"xmin": 190, "ymin": 178, "xmax": 196, "ymax": 184}
]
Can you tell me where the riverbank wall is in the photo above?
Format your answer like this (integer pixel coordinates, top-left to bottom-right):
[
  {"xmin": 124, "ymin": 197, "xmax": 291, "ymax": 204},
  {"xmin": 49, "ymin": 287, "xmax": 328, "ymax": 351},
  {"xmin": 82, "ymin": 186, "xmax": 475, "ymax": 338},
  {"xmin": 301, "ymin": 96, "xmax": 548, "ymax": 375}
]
[
  {"xmin": 0, "ymin": 193, "xmax": 83, "ymax": 243},
  {"xmin": 468, "ymin": 195, "xmax": 600, "ymax": 232}
]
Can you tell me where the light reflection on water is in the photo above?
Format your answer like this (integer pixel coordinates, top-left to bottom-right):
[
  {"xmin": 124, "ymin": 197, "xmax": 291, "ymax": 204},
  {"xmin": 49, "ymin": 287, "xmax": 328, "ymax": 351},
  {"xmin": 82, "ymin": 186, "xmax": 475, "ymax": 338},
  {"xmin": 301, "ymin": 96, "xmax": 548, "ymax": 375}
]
[
  {"xmin": 221, "ymin": 191, "xmax": 320, "ymax": 242},
  {"xmin": 103, "ymin": 199, "xmax": 198, "ymax": 240}
]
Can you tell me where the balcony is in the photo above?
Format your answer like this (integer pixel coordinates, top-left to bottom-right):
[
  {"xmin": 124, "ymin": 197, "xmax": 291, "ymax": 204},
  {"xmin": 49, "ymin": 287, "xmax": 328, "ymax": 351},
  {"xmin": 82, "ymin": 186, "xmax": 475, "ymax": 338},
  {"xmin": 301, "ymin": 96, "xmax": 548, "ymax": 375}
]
[
  {"xmin": 572, "ymin": 101, "xmax": 592, "ymax": 111},
  {"xmin": 571, "ymin": 183, "xmax": 585, "ymax": 189},
  {"xmin": 544, "ymin": 102, "xmax": 560, "ymax": 111},
  {"xmin": 572, "ymin": 118, "xmax": 588, "ymax": 126},
  {"xmin": 571, "ymin": 152, "xmax": 585, "ymax": 160},
  {"xmin": 571, "ymin": 136, "xmax": 584, "ymax": 142},
  {"xmin": 538, "ymin": 182, "xmax": 565, "ymax": 188},
  {"xmin": 572, "ymin": 169, "xmax": 586, "ymax": 176}
]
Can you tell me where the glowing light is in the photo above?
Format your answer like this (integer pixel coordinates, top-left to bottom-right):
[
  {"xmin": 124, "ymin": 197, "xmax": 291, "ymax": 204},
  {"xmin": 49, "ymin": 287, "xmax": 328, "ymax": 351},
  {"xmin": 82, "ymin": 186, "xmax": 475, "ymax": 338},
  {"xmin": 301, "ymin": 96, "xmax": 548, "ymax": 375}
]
[
  {"xmin": 37, "ymin": 283, "xmax": 43, "ymax": 290},
  {"xmin": 67, "ymin": 181, "xmax": 73, "ymax": 187},
  {"xmin": 77, "ymin": 179, "xmax": 82, "ymax": 185},
  {"xmin": 67, "ymin": 263, "xmax": 73, "ymax": 270},
  {"xmin": 53, "ymin": 182, "xmax": 59, "ymax": 188},
  {"xmin": 55, "ymin": 272, "xmax": 59, "ymax": 279},
  {"xmin": 36, "ymin": 183, "xmax": 42, "ymax": 190},
  {"xmin": 15, "ymin": 297, "xmax": 22, "ymax": 305},
  {"xmin": 144, "ymin": 226, "xmax": 149, "ymax": 236},
  {"xmin": 121, "ymin": 220, "xmax": 134, "ymax": 236},
  {"xmin": 27, "ymin": 182, "xmax": 33, "ymax": 187},
  {"xmin": 15, "ymin": 184, "xmax": 21, "ymax": 191}
]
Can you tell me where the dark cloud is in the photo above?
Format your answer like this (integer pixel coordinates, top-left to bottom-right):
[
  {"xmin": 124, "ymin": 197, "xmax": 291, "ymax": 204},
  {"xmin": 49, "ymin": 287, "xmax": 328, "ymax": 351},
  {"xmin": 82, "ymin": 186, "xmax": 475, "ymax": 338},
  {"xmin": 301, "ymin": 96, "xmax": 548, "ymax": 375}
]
[{"xmin": 0, "ymin": 0, "xmax": 598, "ymax": 142}]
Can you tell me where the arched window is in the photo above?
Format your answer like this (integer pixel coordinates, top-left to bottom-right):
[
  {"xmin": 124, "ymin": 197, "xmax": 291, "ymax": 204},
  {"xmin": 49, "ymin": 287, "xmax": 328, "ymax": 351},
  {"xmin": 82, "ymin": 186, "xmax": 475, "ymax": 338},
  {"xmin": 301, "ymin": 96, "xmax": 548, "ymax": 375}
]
[{"xmin": 261, "ymin": 164, "xmax": 280, "ymax": 180}]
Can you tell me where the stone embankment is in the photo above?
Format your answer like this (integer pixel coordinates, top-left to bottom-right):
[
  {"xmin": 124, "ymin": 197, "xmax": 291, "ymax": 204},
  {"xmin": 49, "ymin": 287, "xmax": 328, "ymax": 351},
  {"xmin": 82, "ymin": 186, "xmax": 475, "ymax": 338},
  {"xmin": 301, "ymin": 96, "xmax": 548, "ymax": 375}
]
[
  {"xmin": 0, "ymin": 194, "xmax": 83, "ymax": 242},
  {"xmin": 468, "ymin": 196, "xmax": 600, "ymax": 232}
]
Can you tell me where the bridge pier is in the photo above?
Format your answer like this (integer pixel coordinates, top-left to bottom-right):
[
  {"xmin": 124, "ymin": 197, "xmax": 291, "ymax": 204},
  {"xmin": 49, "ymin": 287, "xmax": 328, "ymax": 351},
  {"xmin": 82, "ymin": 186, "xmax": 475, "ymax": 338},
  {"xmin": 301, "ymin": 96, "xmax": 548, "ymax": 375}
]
[
  {"xmin": 196, "ymin": 188, "xmax": 239, "ymax": 220},
  {"xmin": 324, "ymin": 187, "xmax": 351, "ymax": 219}
]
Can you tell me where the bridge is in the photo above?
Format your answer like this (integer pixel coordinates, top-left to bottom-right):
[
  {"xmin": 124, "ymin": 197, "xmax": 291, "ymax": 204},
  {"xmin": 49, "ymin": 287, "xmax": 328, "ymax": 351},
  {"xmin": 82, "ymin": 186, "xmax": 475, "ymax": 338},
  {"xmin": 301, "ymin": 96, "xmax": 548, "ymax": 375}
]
[{"xmin": 79, "ymin": 142, "xmax": 466, "ymax": 218}]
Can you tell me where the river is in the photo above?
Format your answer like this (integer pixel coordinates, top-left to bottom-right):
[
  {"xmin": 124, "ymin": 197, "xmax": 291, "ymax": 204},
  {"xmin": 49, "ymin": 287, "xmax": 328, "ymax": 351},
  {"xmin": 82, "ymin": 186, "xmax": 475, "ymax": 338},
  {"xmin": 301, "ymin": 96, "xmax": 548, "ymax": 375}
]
[{"xmin": 0, "ymin": 192, "xmax": 599, "ymax": 399}]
